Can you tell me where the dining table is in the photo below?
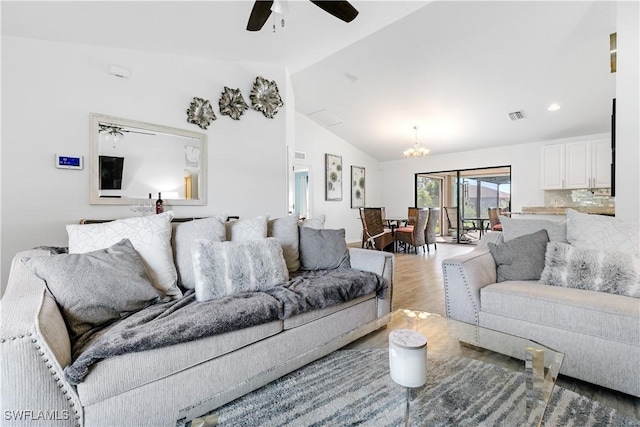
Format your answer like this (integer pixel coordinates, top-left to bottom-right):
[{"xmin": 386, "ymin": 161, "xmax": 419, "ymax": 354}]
[
  {"xmin": 462, "ymin": 217, "xmax": 489, "ymax": 237},
  {"xmin": 383, "ymin": 218, "xmax": 408, "ymax": 252}
]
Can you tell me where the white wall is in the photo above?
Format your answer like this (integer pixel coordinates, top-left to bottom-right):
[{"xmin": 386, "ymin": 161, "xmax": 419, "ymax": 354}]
[
  {"xmin": 1, "ymin": 36, "xmax": 290, "ymax": 294},
  {"xmin": 615, "ymin": 1, "xmax": 640, "ymax": 222},
  {"xmin": 378, "ymin": 133, "xmax": 610, "ymax": 217},
  {"xmin": 294, "ymin": 113, "xmax": 382, "ymax": 243}
]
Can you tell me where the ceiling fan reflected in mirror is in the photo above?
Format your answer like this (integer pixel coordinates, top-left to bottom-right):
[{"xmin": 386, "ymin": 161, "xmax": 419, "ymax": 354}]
[
  {"xmin": 247, "ymin": 0, "xmax": 359, "ymax": 31},
  {"xmin": 98, "ymin": 123, "xmax": 155, "ymax": 143}
]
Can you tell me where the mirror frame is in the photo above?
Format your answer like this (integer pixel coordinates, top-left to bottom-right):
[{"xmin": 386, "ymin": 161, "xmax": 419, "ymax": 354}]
[{"xmin": 89, "ymin": 113, "xmax": 207, "ymax": 206}]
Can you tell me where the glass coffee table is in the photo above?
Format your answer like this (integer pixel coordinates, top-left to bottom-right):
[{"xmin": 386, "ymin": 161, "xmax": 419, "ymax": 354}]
[{"xmin": 343, "ymin": 309, "xmax": 565, "ymax": 427}]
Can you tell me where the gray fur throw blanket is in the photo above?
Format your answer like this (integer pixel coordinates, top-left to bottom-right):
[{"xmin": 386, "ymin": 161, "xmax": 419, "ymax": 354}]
[{"xmin": 65, "ymin": 268, "xmax": 386, "ymax": 385}]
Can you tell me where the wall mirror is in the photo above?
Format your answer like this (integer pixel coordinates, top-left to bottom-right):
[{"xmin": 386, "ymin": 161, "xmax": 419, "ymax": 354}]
[{"xmin": 89, "ymin": 113, "xmax": 207, "ymax": 205}]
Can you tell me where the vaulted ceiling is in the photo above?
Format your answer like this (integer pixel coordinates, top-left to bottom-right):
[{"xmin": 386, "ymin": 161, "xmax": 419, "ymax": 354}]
[{"xmin": 2, "ymin": 1, "xmax": 617, "ymax": 161}]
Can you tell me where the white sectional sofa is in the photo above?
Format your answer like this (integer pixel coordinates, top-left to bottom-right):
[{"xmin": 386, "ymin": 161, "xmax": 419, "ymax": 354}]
[
  {"xmin": 442, "ymin": 209, "xmax": 640, "ymax": 397},
  {"xmin": 0, "ymin": 213, "xmax": 394, "ymax": 426}
]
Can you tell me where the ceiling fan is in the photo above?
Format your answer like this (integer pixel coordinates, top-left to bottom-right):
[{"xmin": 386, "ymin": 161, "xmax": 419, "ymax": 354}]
[{"xmin": 247, "ymin": 0, "xmax": 359, "ymax": 31}]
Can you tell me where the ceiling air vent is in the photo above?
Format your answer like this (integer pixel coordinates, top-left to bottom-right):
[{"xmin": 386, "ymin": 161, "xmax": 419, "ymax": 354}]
[
  {"xmin": 508, "ymin": 110, "xmax": 526, "ymax": 121},
  {"xmin": 308, "ymin": 109, "xmax": 344, "ymax": 127},
  {"xmin": 294, "ymin": 151, "xmax": 306, "ymax": 161}
]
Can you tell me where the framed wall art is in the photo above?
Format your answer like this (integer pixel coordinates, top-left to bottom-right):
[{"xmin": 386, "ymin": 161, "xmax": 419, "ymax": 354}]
[
  {"xmin": 325, "ymin": 153, "xmax": 342, "ymax": 201},
  {"xmin": 351, "ymin": 166, "xmax": 365, "ymax": 208}
]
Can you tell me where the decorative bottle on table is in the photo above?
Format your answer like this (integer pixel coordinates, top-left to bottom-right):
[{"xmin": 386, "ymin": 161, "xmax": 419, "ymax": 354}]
[{"xmin": 156, "ymin": 192, "xmax": 164, "ymax": 214}]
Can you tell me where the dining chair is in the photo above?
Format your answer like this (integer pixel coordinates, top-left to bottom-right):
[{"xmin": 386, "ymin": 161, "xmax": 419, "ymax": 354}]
[
  {"xmin": 443, "ymin": 207, "xmax": 476, "ymax": 242},
  {"xmin": 407, "ymin": 207, "xmax": 418, "ymax": 226},
  {"xmin": 424, "ymin": 207, "xmax": 440, "ymax": 252},
  {"xmin": 361, "ymin": 207, "xmax": 395, "ymax": 251},
  {"xmin": 487, "ymin": 207, "xmax": 503, "ymax": 231},
  {"xmin": 358, "ymin": 208, "xmax": 368, "ymax": 248},
  {"xmin": 395, "ymin": 208, "xmax": 428, "ymax": 253}
]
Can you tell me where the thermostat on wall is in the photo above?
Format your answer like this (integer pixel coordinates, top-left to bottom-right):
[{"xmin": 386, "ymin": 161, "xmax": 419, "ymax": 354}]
[{"xmin": 55, "ymin": 154, "xmax": 84, "ymax": 170}]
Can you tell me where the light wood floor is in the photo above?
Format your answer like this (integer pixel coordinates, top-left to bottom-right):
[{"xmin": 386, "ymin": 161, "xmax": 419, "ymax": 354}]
[{"xmin": 350, "ymin": 241, "xmax": 640, "ymax": 419}]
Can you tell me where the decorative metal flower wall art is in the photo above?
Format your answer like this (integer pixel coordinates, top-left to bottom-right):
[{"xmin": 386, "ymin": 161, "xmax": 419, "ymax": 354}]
[
  {"xmin": 250, "ymin": 76, "xmax": 284, "ymax": 119},
  {"xmin": 186, "ymin": 97, "xmax": 217, "ymax": 129},
  {"xmin": 218, "ymin": 86, "xmax": 249, "ymax": 120}
]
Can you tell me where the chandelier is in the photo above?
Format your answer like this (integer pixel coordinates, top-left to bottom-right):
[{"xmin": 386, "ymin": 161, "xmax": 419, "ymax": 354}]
[{"xmin": 403, "ymin": 126, "xmax": 429, "ymax": 158}]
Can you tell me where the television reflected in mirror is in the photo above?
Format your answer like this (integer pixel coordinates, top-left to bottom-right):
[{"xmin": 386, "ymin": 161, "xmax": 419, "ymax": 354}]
[
  {"xmin": 99, "ymin": 156, "xmax": 124, "ymax": 191},
  {"xmin": 89, "ymin": 113, "xmax": 207, "ymax": 205}
]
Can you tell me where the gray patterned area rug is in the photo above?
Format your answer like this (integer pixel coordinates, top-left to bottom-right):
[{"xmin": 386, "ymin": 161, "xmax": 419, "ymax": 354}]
[{"xmin": 185, "ymin": 349, "xmax": 640, "ymax": 427}]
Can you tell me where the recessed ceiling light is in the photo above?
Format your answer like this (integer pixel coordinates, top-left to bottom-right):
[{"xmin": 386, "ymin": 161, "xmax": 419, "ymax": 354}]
[{"xmin": 548, "ymin": 104, "xmax": 561, "ymax": 112}]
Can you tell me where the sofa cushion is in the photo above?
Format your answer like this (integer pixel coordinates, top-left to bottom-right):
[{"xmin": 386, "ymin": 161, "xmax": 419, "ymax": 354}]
[
  {"xmin": 283, "ymin": 293, "xmax": 374, "ymax": 330},
  {"xmin": 566, "ymin": 208, "xmax": 640, "ymax": 256},
  {"xmin": 540, "ymin": 241, "xmax": 640, "ymax": 298},
  {"xmin": 75, "ymin": 320, "xmax": 283, "ymax": 406},
  {"xmin": 267, "ymin": 215, "xmax": 300, "ymax": 272},
  {"xmin": 299, "ymin": 227, "xmax": 350, "ymax": 271},
  {"xmin": 193, "ymin": 238, "xmax": 289, "ymax": 302},
  {"xmin": 66, "ymin": 211, "xmax": 181, "ymax": 299},
  {"xmin": 499, "ymin": 215, "xmax": 567, "ymax": 243},
  {"xmin": 172, "ymin": 217, "xmax": 226, "ymax": 289},
  {"xmin": 480, "ymin": 281, "xmax": 640, "ymax": 345},
  {"xmin": 22, "ymin": 239, "xmax": 162, "ymax": 340},
  {"xmin": 488, "ymin": 229, "xmax": 549, "ymax": 282},
  {"xmin": 225, "ymin": 215, "xmax": 268, "ymax": 241}
]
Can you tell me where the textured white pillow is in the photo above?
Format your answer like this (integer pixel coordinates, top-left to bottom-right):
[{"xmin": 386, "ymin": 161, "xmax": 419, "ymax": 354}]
[
  {"xmin": 499, "ymin": 215, "xmax": 567, "ymax": 243},
  {"xmin": 67, "ymin": 212, "xmax": 181, "ymax": 299},
  {"xmin": 225, "ymin": 216, "xmax": 269, "ymax": 241},
  {"xmin": 566, "ymin": 209, "xmax": 640, "ymax": 256},
  {"xmin": 267, "ymin": 215, "xmax": 300, "ymax": 272},
  {"xmin": 172, "ymin": 217, "xmax": 226, "ymax": 289},
  {"xmin": 299, "ymin": 214, "xmax": 326, "ymax": 230},
  {"xmin": 193, "ymin": 237, "xmax": 289, "ymax": 302}
]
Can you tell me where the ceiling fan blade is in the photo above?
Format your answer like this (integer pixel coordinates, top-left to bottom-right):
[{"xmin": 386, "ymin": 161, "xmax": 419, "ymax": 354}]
[
  {"xmin": 247, "ymin": 0, "xmax": 274, "ymax": 31},
  {"xmin": 310, "ymin": 1, "xmax": 358, "ymax": 23}
]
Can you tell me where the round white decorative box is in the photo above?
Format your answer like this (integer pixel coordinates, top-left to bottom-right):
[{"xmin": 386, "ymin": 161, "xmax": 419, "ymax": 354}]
[{"xmin": 389, "ymin": 329, "xmax": 427, "ymax": 388}]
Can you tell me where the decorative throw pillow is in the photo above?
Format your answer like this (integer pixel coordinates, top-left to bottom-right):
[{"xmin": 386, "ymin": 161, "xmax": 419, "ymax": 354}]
[
  {"xmin": 540, "ymin": 241, "xmax": 640, "ymax": 298},
  {"xmin": 499, "ymin": 215, "xmax": 567, "ymax": 243},
  {"xmin": 172, "ymin": 217, "xmax": 226, "ymax": 289},
  {"xmin": 22, "ymin": 239, "xmax": 162, "ymax": 340},
  {"xmin": 66, "ymin": 211, "xmax": 181, "ymax": 299},
  {"xmin": 566, "ymin": 208, "xmax": 640, "ymax": 256},
  {"xmin": 225, "ymin": 216, "xmax": 269, "ymax": 241},
  {"xmin": 192, "ymin": 237, "xmax": 288, "ymax": 302},
  {"xmin": 299, "ymin": 227, "xmax": 350, "ymax": 271},
  {"xmin": 299, "ymin": 214, "xmax": 326, "ymax": 230},
  {"xmin": 267, "ymin": 215, "xmax": 300, "ymax": 272},
  {"xmin": 487, "ymin": 229, "xmax": 549, "ymax": 282}
]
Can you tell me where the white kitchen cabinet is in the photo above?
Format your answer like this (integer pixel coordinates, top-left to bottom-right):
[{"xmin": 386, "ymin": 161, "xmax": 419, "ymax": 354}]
[
  {"xmin": 541, "ymin": 139, "xmax": 612, "ymax": 190},
  {"xmin": 541, "ymin": 144, "xmax": 565, "ymax": 189},
  {"xmin": 591, "ymin": 139, "xmax": 612, "ymax": 188},
  {"xmin": 565, "ymin": 141, "xmax": 590, "ymax": 189}
]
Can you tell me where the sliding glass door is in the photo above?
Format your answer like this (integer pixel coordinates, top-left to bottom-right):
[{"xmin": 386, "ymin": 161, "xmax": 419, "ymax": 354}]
[
  {"xmin": 416, "ymin": 176, "xmax": 442, "ymax": 209},
  {"xmin": 415, "ymin": 166, "xmax": 511, "ymax": 243}
]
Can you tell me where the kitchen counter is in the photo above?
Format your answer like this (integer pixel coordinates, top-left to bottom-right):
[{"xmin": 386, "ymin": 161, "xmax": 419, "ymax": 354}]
[{"xmin": 520, "ymin": 206, "xmax": 615, "ymax": 216}]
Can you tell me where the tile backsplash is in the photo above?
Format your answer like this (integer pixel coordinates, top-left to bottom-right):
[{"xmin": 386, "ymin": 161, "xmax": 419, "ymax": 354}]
[{"xmin": 544, "ymin": 189, "xmax": 615, "ymax": 207}]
